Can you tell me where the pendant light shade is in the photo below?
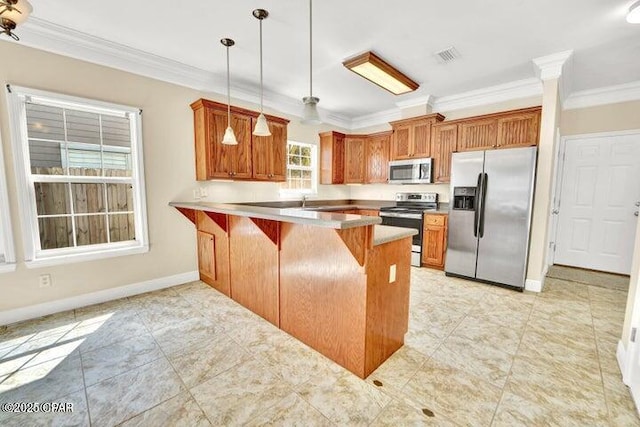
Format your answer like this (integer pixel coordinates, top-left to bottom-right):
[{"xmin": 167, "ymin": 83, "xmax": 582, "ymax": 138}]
[
  {"xmin": 254, "ymin": 113, "xmax": 270, "ymax": 136},
  {"xmin": 220, "ymin": 38, "xmax": 238, "ymax": 145},
  {"xmin": 252, "ymin": 9, "xmax": 271, "ymax": 136},
  {"xmin": 222, "ymin": 126, "xmax": 238, "ymax": 145},
  {"xmin": 302, "ymin": 96, "xmax": 321, "ymax": 124},
  {"xmin": 301, "ymin": 0, "xmax": 321, "ymax": 124}
]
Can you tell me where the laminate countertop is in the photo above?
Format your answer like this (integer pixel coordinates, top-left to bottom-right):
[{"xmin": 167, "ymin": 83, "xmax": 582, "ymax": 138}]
[
  {"xmin": 170, "ymin": 201, "xmax": 380, "ymax": 230},
  {"xmin": 372, "ymin": 225, "xmax": 418, "ymax": 246}
]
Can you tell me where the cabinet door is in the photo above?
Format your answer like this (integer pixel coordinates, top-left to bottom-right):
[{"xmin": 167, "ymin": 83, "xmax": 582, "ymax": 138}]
[
  {"xmin": 251, "ymin": 120, "xmax": 286, "ymax": 181},
  {"xmin": 208, "ymin": 109, "xmax": 233, "ymax": 179},
  {"xmin": 269, "ymin": 122, "xmax": 287, "ymax": 181},
  {"xmin": 344, "ymin": 137, "xmax": 366, "ymax": 183},
  {"xmin": 422, "ymin": 215, "xmax": 447, "ymax": 269},
  {"xmin": 320, "ymin": 132, "xmax": 345, "ymax": 184},
  {"xmin": 231, "ymin": 114, "xmax": 253, "ymax": 179},
  {"xmin": 366, "ymin": 134, "xmax": 390, "ymax": 183},
  {"xmin": 391, "ymin": 124, "xmax": 412, "ymax": 160},
  {"xmin": 458, "ymin": 118, "xmax": 498, "ymax": 152},
  {"xmin": 412, "ymin": 120, "xmax": 432, "ymax": 158},
  {"xmin": 251, "ymin": 120, "xmax": 271, "ymax": 181},
  {"xmin": 432, "ymin": 124, "xmax": 458, "ymax": 183},
  {"xmin": 496, "ymin": 111, "xmax": 540, "ymax": 149},
  {"xmin": 197, "ymin": 231, "xmax": 216, "ymax": 283}
]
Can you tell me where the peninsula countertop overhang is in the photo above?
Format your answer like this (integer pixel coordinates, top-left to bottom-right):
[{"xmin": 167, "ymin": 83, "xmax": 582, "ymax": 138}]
[
  {"xmin": 170, "ymin": 201, "xmax": 381, "ymax": 229},
  {"xmin": 169, "ymin": 201, "xmax": 418, "ymax": 245}
]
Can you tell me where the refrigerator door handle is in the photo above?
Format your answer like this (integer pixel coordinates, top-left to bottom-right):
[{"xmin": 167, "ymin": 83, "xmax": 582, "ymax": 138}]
[
  {"xmin": 473, "ymin": 173, "xmax": 482, "ymax": 237},
  {"xmin": 479, "ymin": 173, "xmax": 488, "ymax": 238}
]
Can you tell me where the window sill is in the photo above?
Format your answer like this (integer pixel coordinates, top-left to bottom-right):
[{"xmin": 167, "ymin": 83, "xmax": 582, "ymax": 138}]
[
  {"xmin": 0, "ymin": 263, "xmax": 17, "ymax": 274},
  {"xmin": 25, "ymin": 244, "xmax": 149, "ymax": 269}
]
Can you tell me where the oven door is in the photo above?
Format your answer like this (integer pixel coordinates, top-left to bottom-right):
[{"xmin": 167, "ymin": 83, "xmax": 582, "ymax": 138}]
[{"xmin": 379, "ymin": 214, "xmax": 423, "ymax": 266}]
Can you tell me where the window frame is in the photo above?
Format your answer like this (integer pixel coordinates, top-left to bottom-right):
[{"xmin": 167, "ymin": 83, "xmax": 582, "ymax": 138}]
[
  {"xmin": 0, "ymin": 129, "xmax": 16, "ymax": 273},
  {"xmin": 279, "ymin": 141, "xmax": 318, "ymax": 196},
  {"xmin": 7, "ymin": 86, "xmax": 149, "ymax": 268}
]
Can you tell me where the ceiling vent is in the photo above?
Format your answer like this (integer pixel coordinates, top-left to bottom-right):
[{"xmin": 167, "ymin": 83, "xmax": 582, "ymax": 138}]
[{"xmin": 435, "ymin": 46, "xmax": 459, "ymax": 63}]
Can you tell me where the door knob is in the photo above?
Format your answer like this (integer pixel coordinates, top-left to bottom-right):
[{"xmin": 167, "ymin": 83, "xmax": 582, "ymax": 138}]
[
  {"xmin": 636, "ymin": 201, "xmax": 640, "ymax": 207},
  {"xmin": 552, "ymin": 209, "xmax": 559, "ymax": 214},
  {"xmin": 635, "ymin": 211, "xmax": 639, "ymax": 217}
]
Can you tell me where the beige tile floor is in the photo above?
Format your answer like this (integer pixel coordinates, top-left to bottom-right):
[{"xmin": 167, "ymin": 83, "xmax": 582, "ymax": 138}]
[{"xmin": 0, "ymin": 268, "xmax": 638, "ymax": 426}]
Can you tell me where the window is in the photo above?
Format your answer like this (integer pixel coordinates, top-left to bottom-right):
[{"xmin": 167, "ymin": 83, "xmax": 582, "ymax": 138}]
[
  {"xmin": 0, "ymin": 131, "xmax": 16, "ymax": 272},
  {"xmin": 7, "ymin": 86, "xmax": 148, "ymax": 267},
  {"xmin": 280, "ymin": 141, "xmax": 317, "ymax": 195}
]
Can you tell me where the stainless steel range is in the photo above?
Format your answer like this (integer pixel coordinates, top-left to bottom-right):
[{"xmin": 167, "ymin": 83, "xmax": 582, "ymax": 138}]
[{"xmin": 379, "ymin": 192, "xmax": 438, "ymax": 267}]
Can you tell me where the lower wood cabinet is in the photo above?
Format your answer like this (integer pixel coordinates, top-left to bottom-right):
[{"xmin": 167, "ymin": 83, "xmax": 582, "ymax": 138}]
[
  {"xmin": 357, "ymin": 209, "xmax": 379, "ymax": 217},
  {"xmin": 196, "ymin": 211, "xmax": 230, "ymax": 296},
  {"xmin": 422, "ymin": 214, "xmax": 448, "ymax": 269}
]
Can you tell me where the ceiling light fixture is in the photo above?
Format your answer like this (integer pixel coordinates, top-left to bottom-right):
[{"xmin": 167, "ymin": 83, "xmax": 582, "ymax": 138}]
[
  {"xmin": 628, "ymin": 0, "xmax": 640, "ymax": 23},
  {"xmin": 220, "ymin": 38, "xmax": 238, "ymax": 145},
  {"xmin": 301, "ymin": 0, "xmax": 321, "ymax": 125},
  {"xmin": 0, "ymin": 0, "xmax": 32, "ymax": 41},
  {"xmin": 252, "ymin": 9, "xmax": 271, "ymax": 137},
  {"xmin": 343, "ymin": 51, "xmax": 419, "ymax": 95}
]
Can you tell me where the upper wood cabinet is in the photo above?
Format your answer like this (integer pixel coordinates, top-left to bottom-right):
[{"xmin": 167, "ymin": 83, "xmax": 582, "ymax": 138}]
[
  {"xmin": 191, "ymin": 99, "xmax": 289, "ymax": 181},
  {"xmin": 252, "ymin": 120, "xmax": 287, "ymax": 181},
  {"xmin": 366, "ymin": 132, "xmax": 391, "ymax": 184},
  {"xmin": 457, "ymin": 107, "xmax": 541, "ymax": 152},
  {"xmin": 389, "ymin": 114, "xmax": 444, "ymax": 160},
  {"xmin": 458, "ymin": 117, "xmax": 498, "ymax": 152},
  {"xmin": 319, "ymin": 131, "xmax": 345, "ymax": 184},
  {"xmin": 496, "ymin": 110, "xmax": 540, "ymax": 149},
  {"xmin": 431, "ymin": 123, "xmax": 458, "ymax": 184},
  {"xmin": 344, "ymin": 136, "xmax": 367, "ymax": 184}
]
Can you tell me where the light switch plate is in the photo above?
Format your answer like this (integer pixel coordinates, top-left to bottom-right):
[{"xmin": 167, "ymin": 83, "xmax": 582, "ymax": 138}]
[{"xmin": 389, "ymin": 264, "xmax": 396, "ymax": 283}]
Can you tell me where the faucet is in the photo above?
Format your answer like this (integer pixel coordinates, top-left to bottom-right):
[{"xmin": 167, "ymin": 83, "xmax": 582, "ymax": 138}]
[{"xmin": 302, "ymin": 195, "xmax": 308, "ymax": 208}]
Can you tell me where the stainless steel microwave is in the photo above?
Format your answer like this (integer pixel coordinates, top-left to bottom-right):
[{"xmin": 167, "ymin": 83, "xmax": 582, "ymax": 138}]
[{"xmin": 388, "ymin": 158, "xmax": 432, "ymax": 184}]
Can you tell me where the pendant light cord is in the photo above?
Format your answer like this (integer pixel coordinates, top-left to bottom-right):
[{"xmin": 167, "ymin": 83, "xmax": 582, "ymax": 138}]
[
  {"xmin": 309, "ymin": 0, "xmax": 313, "ymax": 97},
  {"xmin": 260, "ymin": 18, "xmax": 264, "ymax": 113},
  {"xmin": 226, "ymin": 45, "xmax": 231, "ymax": 128},
  {"xmin": 309, "ymin": 0, "xmax": 313, "ymax": 96}
]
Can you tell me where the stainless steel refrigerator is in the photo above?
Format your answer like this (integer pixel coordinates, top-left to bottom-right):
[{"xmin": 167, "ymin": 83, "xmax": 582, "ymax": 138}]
[{"xmin": 445, "ymin": 147, "xmax": 537, "ymax": 290}]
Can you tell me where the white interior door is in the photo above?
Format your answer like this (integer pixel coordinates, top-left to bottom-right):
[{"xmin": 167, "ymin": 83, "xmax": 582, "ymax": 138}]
[{"xmin": 555, "ymin": 132, "xmax": 640, "ymax": 275}]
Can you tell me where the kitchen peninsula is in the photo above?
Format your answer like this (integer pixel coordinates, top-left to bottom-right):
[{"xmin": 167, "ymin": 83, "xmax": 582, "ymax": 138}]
[{"xmin": 170, "ymin": 201, "xmax": 416, "ymax": 378}]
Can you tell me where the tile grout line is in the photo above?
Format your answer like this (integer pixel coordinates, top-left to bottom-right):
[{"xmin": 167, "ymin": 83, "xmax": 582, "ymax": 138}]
[
  {"xmin": 587, "ymin": 285, "xmax": 616, "ymax": 426},
  {"xmin": 487, "ymin": 289, "xmax": 537, "ymax": 426},
  {"xmin": 73, "ymin": 308, "xmax": 94, "ymax": 427}
]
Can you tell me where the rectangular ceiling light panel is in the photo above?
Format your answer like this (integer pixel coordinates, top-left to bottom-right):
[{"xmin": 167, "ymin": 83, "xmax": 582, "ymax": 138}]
[{"xmin": 343, "ymin": 51, "xmax": 419, "ymax": 95}]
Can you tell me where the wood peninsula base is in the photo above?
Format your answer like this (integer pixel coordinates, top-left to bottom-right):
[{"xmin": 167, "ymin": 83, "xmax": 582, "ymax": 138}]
[{"xmin": 173, "ymin": 205, "xmax": 413, "ymax": 378}]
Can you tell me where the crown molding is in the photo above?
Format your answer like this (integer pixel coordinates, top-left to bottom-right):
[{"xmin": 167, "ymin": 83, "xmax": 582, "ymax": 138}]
[
  {"xmin": 395, "ymin": 95, "xmax": 433, "ymax": 110},
  {"xmin": 431, "ymin": 78, "xmax": 543, "ymax": 113},
  {"xmin": 532, "ymin": 50, "xmax": 574, "ymax": 81},
  {"xmin": 15, "ymin": 18, "xmax": 353, "ymax": 129},
  {"xmin": 564, "ymin": 80, "xmax": 640, "ymax": 110},
  {"xmin": 351, "ymin": 108, "xmax": 401, "ymax": 131}
]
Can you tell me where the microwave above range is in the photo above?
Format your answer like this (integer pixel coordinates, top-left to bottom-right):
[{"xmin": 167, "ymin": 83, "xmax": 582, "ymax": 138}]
[{"xmin": 388, "ymin": 158, "xmax": 432, "ymax": 184}]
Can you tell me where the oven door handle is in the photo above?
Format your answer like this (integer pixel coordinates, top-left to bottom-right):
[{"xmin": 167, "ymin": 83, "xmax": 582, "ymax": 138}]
[{"xmin": 379, "ymin": 212, "xmax": 423, "ymax": 220}]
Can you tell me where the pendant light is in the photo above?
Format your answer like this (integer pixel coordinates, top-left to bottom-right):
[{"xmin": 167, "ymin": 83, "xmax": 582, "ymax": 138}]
[
  {"xmin": 221, "ymin": 38, "xmax": 238, "ymax": 145},
  {"xmin": 301, "ymin": 0, "xmax": 321, "ymax": 124},
  {"xmin": 252, "ymin": 9, "xmax": 271, "ymax": 136}
]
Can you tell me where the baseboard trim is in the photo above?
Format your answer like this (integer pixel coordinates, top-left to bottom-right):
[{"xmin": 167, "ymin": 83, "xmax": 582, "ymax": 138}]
[
  {"xmin": 0, "ymin": 270, "xmax": 199, "ymax": 326},
  {"xmin": 525, "ymin": 279, "xmax": 543, "ymax": 292},
  {"xmin": 618, "ymin": 340, "xmax": 628, "ymax": 384}
]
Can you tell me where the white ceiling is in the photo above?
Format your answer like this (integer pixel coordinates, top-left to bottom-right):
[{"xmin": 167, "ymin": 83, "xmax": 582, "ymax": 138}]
[{"xmin": 14, "ymin": 0, "xmax": 640, "ymax": 120}]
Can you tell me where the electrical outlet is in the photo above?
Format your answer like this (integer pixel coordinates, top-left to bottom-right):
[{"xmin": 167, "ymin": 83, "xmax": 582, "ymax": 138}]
[
  {"xmin": 192, "ymin": 189, "xmax": 201, "ymax": 200},
  {"xmin": 389, "ymin": 264, "xmax": 396, "ymax": 283},
  {"xmin": 39, "ymin": 274, "xmax": 52, "ymax": 288},
  {"xmin": 199, "ymin": 187, "xmax": 208, "ymax": 198}
]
